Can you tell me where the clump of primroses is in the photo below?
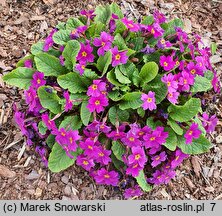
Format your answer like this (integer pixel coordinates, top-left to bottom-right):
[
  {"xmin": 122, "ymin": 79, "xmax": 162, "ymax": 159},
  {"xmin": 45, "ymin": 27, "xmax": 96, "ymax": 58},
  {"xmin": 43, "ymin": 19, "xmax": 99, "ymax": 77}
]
[{"xmin": 4, "ymin": 3, "xmax": 220, "ymax": 200}]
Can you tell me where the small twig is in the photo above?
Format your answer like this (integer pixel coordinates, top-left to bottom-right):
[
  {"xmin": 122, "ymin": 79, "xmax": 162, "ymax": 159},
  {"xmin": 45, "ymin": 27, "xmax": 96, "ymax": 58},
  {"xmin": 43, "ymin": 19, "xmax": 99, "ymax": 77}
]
[
  {"xmin": 3, "ymin": 138, "xmax": 22, "ymax": 151},
  {"xmin": 17, "ymin": 142, "xmax": 26, "ymax": 161}
]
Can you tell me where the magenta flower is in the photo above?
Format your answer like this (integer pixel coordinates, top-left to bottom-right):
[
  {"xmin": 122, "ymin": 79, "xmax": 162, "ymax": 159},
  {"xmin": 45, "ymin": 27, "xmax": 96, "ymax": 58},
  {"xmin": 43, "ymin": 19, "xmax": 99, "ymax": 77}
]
[
  {"xmin": 141, "ymin": 45, "xmax": 155, "ymax": 54},
  {"xmin": 122, "ymin": 17, "xmax": 140, "ymax": 32},
  {"xmin": 121, "ymin": 130, "xmax": 142, "ymax": 148},
  {"xmin": 43, "ymin": 29, "xmax": 57, "ymax": 52},
  {"xmin": 80, "ymin": 9, "xmax": 95, "ymax": 20},
  {"xmin": 66, "ymin": 130, "xmax": 80, "ymax": 152},
  {"xmin": 95, "ymin": 147, "xmax": 111, "ymax": 165},
  {"xmin": 107, "ymin": 130, "xmax": 125, "ymax": 141},
  {"xmin": 153, "ymin": 10, "xmax": 166, "ymax": 24},
  {"xmin": 160, "ymin": 55, "xmax": 176, "ymax": 71},
  {"xmin": 126, "ymin": 163, "xmax": 142, "ymax": 177},
  {"xmin": 184, "ymin": 123, "xmax": 202, "ymax": 144},
  {"xmin": 79, "ymin": 138, "xmax": 99, "ymax": 157},
  {"xmin": 148, "ymin": 170, "xmax": 165, "ymax": 185},
  {"xmin": 76, "ymin": 42, "xmax": 94, "ymax": 63},
  {"xmin": 75, "ymin": 62, "xmax": 86, "ymax": 76},
  {"xmin": 87, "ymin": 79, "xmax": 106, "ymax": 97},
  {"xmin": 178, "ymin": 71, "xmax": 194, "ymax": 91},
  {"xmin": 195, "ymin": 56, "xmax": 207, "ymax": 72},
  {"xmin": 63, "ymin": 91, "xmax": 73, "ymax": 112},
  {"xmin": 76, "ymin": 155, "xmax": 95, "ymax": 171},
  {"xmin": 163, "ymin": 170, "xmax": 176, "ymax": 184},
  {"xmin": 157, "ymin": 38, "xmax": 172, "ymax": 49},
  {"xmin": 14, "ymin": 110, "xmax": 27, "ymax": 136},
  {"xmin": 111, "ymin": 46, "xmax": 128, "ymax": 67},
  {"xmin": 212, "ymin": 74, "xmax": 221, "ymax": 93},
  {"xmin": 59, "ymin": 55, "xmax": 65, "ymax": 66},
  {"xmin": 147, "ymin": 23, "xmax": 164, "ymax": 38},
  {"xmin": 202, "ymin": 112, "xmax": 218, "ymax": 133},
  {"xmin": 124, "ymin": 185, "xmax": 143, "ymax": 199},
  {"xmin": 141, "ymin": 91, "xmax": 157, "ymax": 111},
  {"xmin": 93, "ymin": 32, "xmax": 113, "ymax": 56},
  {"xmin": 41, "ymin": 113, "xmax": 57, "ymax": 132},
  {"xmin": 31, "ymin": 72, "xmax": 46, "ymax": 89},
  {"xmin": 94, "ymin": 168, "xmax": 119, "ymax": 186},
  {"xmin": 128, "ymin": 146, "xmax": 147, "ymax": 167},
  {"xmin": 171, "ymin": 149, "xmax": 189, "ymax": 168},
  {"xmin": 167, "ymin": 91, "xmax": 179, "ymax": 104},
  {"xmin": 109, "ymin": 13, "xmax": 119, "ymax": 34},
  {"xmin": 35, "ymin": 146, "xmax": 48, "ymax": 167},
  {"xmin": 87, "ymin": 95, "xmax": 109, "ymax": 113},
  {"xmin": 151, "ymin": 151, "xmax": 167, "ymax": 167},
  {"xmin": 70, "ymin": 26, "xmax": 87, "ymax": 39},
  {"xmin": 24, "ymin": 59, "xmax": 33, "ymax": 68},
  {"xmin": 161, "ymin": 73, "xmax": 178, "ymax": 93},
  {"xmin": 186, "ymin": 61, "xmax": 201, "ymax": 76}
]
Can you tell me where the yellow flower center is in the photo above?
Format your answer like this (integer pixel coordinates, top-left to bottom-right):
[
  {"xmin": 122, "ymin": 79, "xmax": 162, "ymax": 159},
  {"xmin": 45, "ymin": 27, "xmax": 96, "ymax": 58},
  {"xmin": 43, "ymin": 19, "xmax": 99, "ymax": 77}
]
[
  {"xmin": 37, "ymin": 79, "xmax": 41, "ymax": 84},
  {"xmin": 104, "ymin": 174, "xmax": 110, "ymax": 178},
  {"xmin": 160, "ymin": 39, "xmax": 165, "ymax": 44},
  {"xmin": 92, "ymin": 84, "xmax": 97, "ymax": 90},
  {"xmin": 69, "ymin": 137, "xmax": 73, "ymax": 143},
  {"xmin": 82, "ymin": 51, "xmax": 87, "ymax": 57},
  {"xmin": 190, "ymin": 69, "xmax": 196, "ymax": 74},
  {"xmin": 147, "ymin": 98, "xmax": 152, "ymax": 103},
  {"xmin": 150, "ymin": 137, "xmax": 155, "ymax": 141},
  {"xmin": 88, "ymin": 145, "xmax": 93, "ymax": 150},
  {"xmin": 175, "ymin": 155, "xmax": 180, "ymax": 161},
  {"xmin": 128, "ymin": 23, "xmax": 134, "ymax": 28},
  {"xmin": 189, "ymin": 130, "xmax": 193, "ymax": 135},
  {"xmin": 115, "ymin": 54, "xmax": 121, "ymax": 60},
  {"xmin": 168, "ymin": 93, "xmax": 173, "ymax": 98},
  {"xmin": 155, "ymin": 156, "xmax": 160, "ymax": 160},
  {"xmin": 167, "ymin": 81, "xmax": 171, "ymax": 86},
  {"xmin": 61, "ymin": 132, "xmax": 66, "ymax": 137},
  {"xmin": 99, "ymin": 152, "xmax": 104, "ymax": 157},
  {"xmin": 139, "ymin": 132, "xmax": 144, "ymax": 136},
  {"xmin": 151, "ymin": 28, "xmax": 155, "ymax": 34},
  {"xmin": 129, "ymin": 137, "xmax": 135, "ymax": 142},
  {"xmin": 95, "ymin": 100, "xmax": 100, "ymax": 105},
  {"xmin": 81, "ymin": 65, "xmax": 85, "ymax": 69},
  {"xmin": 102, "ymin": 42, "xmax": 105, "ymax": 47},
  {"xmin": 184, "ymin": 79, "xmax": 187, "ymax": 84},
  {"xmin": 164, "ymin": 62, "xmax": 168, "ymax": 67},
  {"xmin": 83, "ymin": 160, "xmax": 89, "ymax": 165},
  {"xmin": 135, "ymin": 154, "xmax": 141, "ymax": 160}
]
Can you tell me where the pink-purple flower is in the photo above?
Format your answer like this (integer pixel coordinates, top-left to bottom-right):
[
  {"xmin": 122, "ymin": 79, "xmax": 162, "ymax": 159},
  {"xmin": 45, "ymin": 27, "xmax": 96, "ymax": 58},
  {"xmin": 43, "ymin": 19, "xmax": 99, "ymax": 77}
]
[
  {"xmin": 167, "ymin": 91, "xmax": 180, "ymax": 104},
  {"xmin": 86, "ymin": 95, "xmax": 109, "ymax": 113},
  {"xmin": 76, "ymin": 155, "xmax": 95, "ymax": 171},
  {"xmin": 124, "ymin": 185, "xmax": 143, "ymax": 199},
  {"xmin": 87, "ymin": 79, "xmax": 107, "ymax": 97},
  {"xmin": 160, "ymin": 55, "xmax": 176, "ymax": 71},
  {"xmin": 151, "ymin": 151, "xmax": 167, "ymax": 167},
  {"xmin": 170, "ymin": 149, "xmax": 189, "ymax": 168},
  {"xmin": 93, "ymin": 32, "xmax": 113, "ymax": 56},
  {"xmin": 141, "ymin": 91, "xmax": 157, "ymax": 111},
  {"xmin": 153, "ymin": 10, "xmax": 166, "ymax": 24},
  {"xmin": 122, "ymin": 17, "xmax": 140, "ymax": 32},
  {"xmin": 76, "ymin": 42, "xmax": 94, "ymax": 63},
  {"xmin": 178, "ymin": 71, "xmax": 194, "ymax": 91},
  {"xmin": 184, "ymin": 123, "xmax": 202, "ymax": 144},
  {"xmin": 94, "ymin": 168, "xmax": 119, "ymax": 186},
  {"xmin": 147, "ymin": 23, "xmax": 164, "ymax": 38},
  {"xmin": 128, "ymin": 146, "xmax": 147, "ymax": 167},
  {"xmin": 111, "ymin": 46, "xmax": 128, "ymax": 67},
  {"xmin": 63, "ymin": 91, "xmax": 73, "ymax": 112},
  {"xmin": 161, "ymin": 73, "xmax": 178, "ymax": 92},
  {"xmin": 75, "ymin": 62, "xmax": 86, "ymax": 76},
  {"xmin": 202, "ymin": 112, "xmax": 218, "ymax": 133}
]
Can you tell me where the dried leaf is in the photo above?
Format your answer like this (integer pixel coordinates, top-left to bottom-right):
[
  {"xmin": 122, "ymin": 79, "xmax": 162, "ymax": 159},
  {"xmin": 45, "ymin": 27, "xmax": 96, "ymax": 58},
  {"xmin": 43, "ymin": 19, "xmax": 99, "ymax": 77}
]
[
  {"xmin": 191, "ymin": 156, "xmax": 201, "ymax": 177},
  {"xmin": 0, "ymin": 165, "xmax": 16, "ymax": 178}
]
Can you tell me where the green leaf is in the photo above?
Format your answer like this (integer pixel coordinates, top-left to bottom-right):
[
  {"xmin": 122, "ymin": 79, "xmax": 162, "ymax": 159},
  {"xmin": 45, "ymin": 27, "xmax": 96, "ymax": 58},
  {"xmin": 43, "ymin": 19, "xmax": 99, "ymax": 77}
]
[
  {"xmin": 178, "ymin": 135, "xmax": 212, "ymax": 154},
  {"xmin": 94, "ymin": 5, "xmax": 112, "ymax": 25},
  {"xmin": 66, "ymin": 18, "xmax": 84, "ymax": 30},
  {"xmin": 46, "ymin": 134, "xmax": 55, "ymax": 149},
  {"xmin": 135, "ymin": 170, "xmax": 152, "ymax": 192},
  {"xmin": 193, "ymin": 116, "xmax": 206, "ymax": 135},
  {"xmin": 142, "ymin": 16, "xmax": 154, "ymax": 25},
  {"xmin": 37, "ymin": 86, "xmax": 62, "ymax": 114},
  {"xmin": 70, "ymin": 93, "xmax": 87, "ymax": 105},
  {"xmin": 3, "ymin": 67, "xmax": 35, "ymax": 89},
  {"xmin": 143, "ymin": 75, "xmax": 167, "ymax": 104},
  {"xmin": 204, "ymin": 70, "xmax": 214, "ymax": 81},
  {"xmin": 114, "ymin": 19, "xmax": 127, "ymax": 34},
  {"xmin": 56, "ymin": 21, "xmax": 66, "ymax": 30},
  {"xmin": 113, "ymin": 33, "xmax": 127, "ymax": 50},
  {"xmin": 114, "ymin": 67, "xmax": 131, "ymax": 84},
  {"xmin": 111, "ymin": 141, "xmax": 126, "ymax": 161},
  {"xmin": 146, "ymin": 117, "xmax": 162, "ymax": 129},
  {"xmin": 191, "ymin": 75, "xmax": 212, "ymax": 93},
  {"xmin": 163, "ymin": 128, "xmax": 177, "ymax": 151},
  {"xmin": 143, "ymin": 52, "xmax": 161, "ymax": 64},
  {"xmin": 110, "ymin": 3, "xmax": 124, "ymax": 18},
  {"xmin": 87, "ymin": 22, "xmax": 106, "ymax": 38},
  {"xmin": 35, "ymin": 53, "xmax": 67, "ymax": 76},
  {"xmin": 119, "ymin": 92, "xmax": 142, "ymax": 110},
  {"xmin": 118, "ymin": 62, "xmax": 138, "ymax": 82},
  {"xmin": 137, "ymin": 107, "xmax": 145, "ymax": 118},
  {"xmin": 52, "ymin": 30, "xmax": 71, "ymax": 45},
  {"xmin": 59, "ymin": 115, "xmax": 82, "ymax": 130},
  {"xmin": 31, "ymin": 41, "xmax": 44, "ymax": 55},
  {"xmin": 168, "ymin": 98, "xmax": 201, "ymax": 122},
  {"xmin": 111, "ymin": 154, "xmax": 125, "ymax": 170},
  {"xmin": 97, "ymin": 51, "xmax": 112, "ymax": 76},
  {"xmin": 48, "ymin": 143, "xmax": 78, "ymax": 172},
  {"xmin": 16, "ymin": 55, "xmax": 33, "ymax": 68},
  {"xmin": 38, "ymin": 121, "xmax": 47, "ymax": 135},
  {"xmin": 109, "ymin": 106, "xmax": 129, "ymax": 125},
  {"xmin": 129, "ymin": 37, "xmax": 144, "ymax": 51},
  {"xmin": 108, "ymin": 90, "xmax": 124, "ymax": 101},
  {"xmin": 211, "ymin": 42, "xmax": 217, "ymax": 55},
  {"xmin": 62, "ymin": 40, "xmax": 80, "ymax": 70},
  {"xmin": 80, "ymin": 101, "xmax": 92, "ymax": 126},
  {"xmin": 57, "ymin": 72, "xmax": 88, "ymax": 93},
  {"xmin": 139, "ymin": 61, "xmax": 158, "ymax": 86},
  {"xmin": 162, "ymin": 18, "xmax": 184, "ymax": 36},
  {"xmin": 167, "ymin": 118, "xmax": 183, "ymax": 135},
  {"xmin": 107, "ymin": 70, "xmax": 123, "ymax": 87}
]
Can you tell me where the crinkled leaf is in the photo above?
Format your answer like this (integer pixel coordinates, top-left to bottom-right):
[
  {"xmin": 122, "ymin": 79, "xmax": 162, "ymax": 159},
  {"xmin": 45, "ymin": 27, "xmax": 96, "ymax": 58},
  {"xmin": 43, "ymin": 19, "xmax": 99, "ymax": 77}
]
[
  {"xmin": 129, "ymin": 37, "xmax": 144, "ymax": 51},
  {"xmin": 108, "ymin": 90, "xmax": 124, "ymax": 101},
  {"xmin": 59, "ymin": 115, "xmax": 82, "ymax": 130},
  {"xmin": 111, "ymin": 154, "xmax": 125, "ymax": 170},
  {"xmin": 111, "ymin": 141, "xmax": 126, "ymax": 161},
  {"xmin": 162, "ymin": 18, "xmax": 184, "ymax": 36},
  {"xmin": 87, "ymin": 22, "xmax": 106, "ymax": 38},
  {"xmin": 142, "ymin": 16, "xmax": 154, "ymax": 25},
  {"xmin": 52, "ymin": 30, "xmax": 71, "ymax": 45},
  {"xmin": 97, "ymin": 51, "xmax": 112, "ymax": 76},
  {"xmin": 3, "ymin": 67, "xmax": 35, "ymax": 90},
  {"xmin": 57, "ymin": 72, "xmax": 88, "ymax": 93},
  {"xmin": 119, "ymin": 92, "xmax": 142, "ymax": 110},
  {"xmin": 107, "ymin": 70, "xmax": 123, "ymax": 87},
  {"xmin": 48, "ymin": 143, "xmax": 79, "ymax": 172},
  {"xmin": 163, "ymin": 127, "xmax": 177, "ymax": 151},
  {"xmin": 137, "ymin": 107, "xmax": 145, "ymax": 118},
  {"xmin": 16, "ymin": 55, "xmax": 34, "ymax": 68},
  {"xmin": 35, "ymin": 53, "xmax": 67, "ymax": 76},
  {"xmin": 66, "ymin": 17, "xmax": 84, "ymax": 30},
  {"xmin": 139, "ymin": 61, "xmax": 158, "ymax": 85},
  {"xmin": 143, "ymin": 52, "xmax": 161, "ymax": 64},
  {"xmin": 94, "ymin": 5, "xmax": 112, "ymax": 25},
  {"xmin": 168, "ymin": 98, "xmax": 201, "ymax": 122},
  {"xmin": 135, "ymin": 170, "xmax": 152, "ymax": 192},
  {"xmin": 191, "ymin": 75, "xmax": 212, "ymax": 93},
  {"xmin": 46, "ymin": 134, "xmax": 55, "ymax": 149},
  {"xmin": 211, "ymin": 42, "xmax": 217, "ymax": 55},
  {"xmin": 110, "ymin": 3, "xmax": 124, "ymax": 18},
  {"xmin": 167, "ymin": 118, "xmax": 183, "ymax": 135},
  {"xmin": 114, "ymin": 67, "xmax": 131, "ymax": 84},
  {"xmin": 81, "ymin": 101, "xmax": 92, "ymax": 126},
  {"xmin": 38, "ymin": 121, "xmax": 47, "ymax": 135},
  {"xmin": 146, "ymin": 117, "xmax": 162, "ymax": 130},
  {"xmin": 177, "ymin": 135, "xmax": 212, "ymax": 155},
  {"xmin": 62, "ymin": 40, "xmax": 80, "ymax": 70},
  {"xmin": 37, "ymin": 86, "xmax": 62, "ymax": 114},
  {"xmin": 109, "ymin": 106, "xmax": 129, "ymax": 125}
]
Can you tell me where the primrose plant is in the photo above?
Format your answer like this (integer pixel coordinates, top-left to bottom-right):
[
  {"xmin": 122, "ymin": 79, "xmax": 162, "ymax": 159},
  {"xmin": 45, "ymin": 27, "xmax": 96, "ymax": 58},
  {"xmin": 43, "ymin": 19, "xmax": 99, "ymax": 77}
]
[{"xmin": 3, "ymin": 3, "xmax": 220, "ymax": 199}]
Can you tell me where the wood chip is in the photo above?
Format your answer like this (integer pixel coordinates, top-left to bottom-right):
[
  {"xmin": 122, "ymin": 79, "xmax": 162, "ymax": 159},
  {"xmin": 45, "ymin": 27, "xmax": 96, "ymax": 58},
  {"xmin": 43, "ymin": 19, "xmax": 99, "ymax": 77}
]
[
  {"xmin": 184, "ymin": 177, "xmax": 195, "ymax": 191},
  {"xmin": 17, "ymin": 142, "xmax": 26, "ymax": 161},
  {"xmin": 191, "ymin": 156, "xmax": 201, "ymax": 177},
  {"xmin": 0, "ymin": 165, "xmax": 16, "ymax": 178},
  {"xmin": 205, "ymin": 186, "xmax": 215, "ymax": 192},
  {"xmin": 30, "ymin": 16, "xmax": 46, "ymax": 21}
]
